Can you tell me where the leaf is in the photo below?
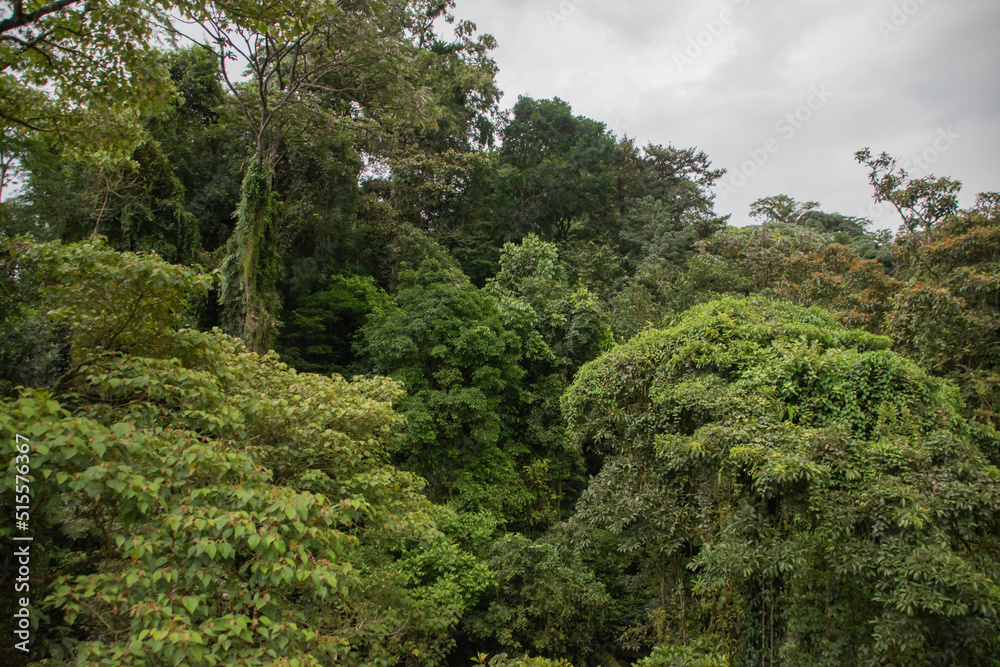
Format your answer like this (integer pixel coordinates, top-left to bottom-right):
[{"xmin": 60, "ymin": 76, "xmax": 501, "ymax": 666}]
[{"xmin": 182, "ymin": 596, "xmax": 199, "ymax": 616}]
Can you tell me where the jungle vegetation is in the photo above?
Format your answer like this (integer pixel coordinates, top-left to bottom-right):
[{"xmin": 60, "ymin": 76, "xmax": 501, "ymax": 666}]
[{"xmin": 1, "ymin": 1, "xmax": 998, "ymax": 665}]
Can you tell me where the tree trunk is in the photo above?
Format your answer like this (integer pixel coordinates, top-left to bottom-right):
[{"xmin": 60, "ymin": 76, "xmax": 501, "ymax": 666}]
[{"xmin": 220, "ymin": 156, "xmax": 282, "ymax": 354}]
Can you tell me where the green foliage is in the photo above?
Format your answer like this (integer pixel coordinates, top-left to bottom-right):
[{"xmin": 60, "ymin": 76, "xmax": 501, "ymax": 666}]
[
  {"xmin": 7, "ymin": 7, "xmax": 1000, "ymax": 663},
  {"xmin": 497, "ymin": 97, "xmax": 616, "ymax": 242},
  {"xmin": 155, "ymin": 46, "xmax": 242, "ymax": 255},
  {"xmin": 414, "ymin": 16, "xmax": 500, "ymax": 153},
  {"xmin": 488, "ymin": 234, "xmax": 612, "ymax": 370},
  {"xmin": 4, "ymin": 139, "xmax": 201, "ymax": 260},
  {"xmin": 372, "ymin": 15, "xmax": 501, "ymax": 237},
  {"xmin": 361, "ymin": 259, "xmax": 529, "ymax": 519},
  {"xmin": 560, "ymin": 240, "xmax": 628, "ymax": 300},
  {"xmin": 0, "ymin": 126, "xmax": 28, "ymax": 205},
  {"xmin": 4, "ymin": 237, "xmax": 211, "ymax": 372},
  {"xmin": 277, "ymin": 129, "xmax": 364, "ymax": 289},
  {"xmin": 2, "ymin": 45, "xmax": 241, "ymax": 265},
  {"xmin": 0, "ymin": 237, "xmax": 64, "ymax": 394},
  {"xmin": 617, "ymin": 217, "xmax": 889, "ymax": 343},
  {"xmin": 698, "ymin": 223, "xmax": 830, "ymax": 294},
  {"xmin": 888, "ymin": 192, "xmax": 1000, "ymax": 434},
  {"xmin": 0, "ymin": 238, "xmax": 486, "ymax": 665},
  {"xmin": 750, "ymin": 194, "xmax": 871, "ymax": 246},
  {"xmin": 618, "ymin": 195, "xmax": 700, "ymax": 271},
  {"xmin": 564, "ymin": 297, "xmax": 1000, "ymax": 665},
  {"xmin": 599, "ymin": 140, "xmax": 726, "ymax": 272},
  {"xmin": 637, "ymin": 638, "xmax": 730, "ymax": 667},
  {"xmin": 466, "ymin": 534, "xmax": 610, "ymax": 665},
  {"xmin": 277, "ymin": 274, "xmax": 389, "ymax": 376},
  {"xmin": 605, "ymin": 253, "xmax": 747, "ymax": 343},
  {"xmin": 347, "ymin": 190, "xmax": 467, "ymax": 296},
  {"xmin": 191, "ymin": 0, "xmax": 500, "ymax": 350},
  {"xmin": 749, "ymin": 195, "xmax": 818, "ymax": 226},
  {"xmin": 486, "ymin": 235, "xmax": 608, "ymax": 526},
  {"xmin": 0, "ymin": 0, "xmax": 184, "ymax": 166},
  {"xmin": 483, "ymin": 654, "xmax": 574, "ymax": 667},
  {"xmin": 220, "ymin": 164, "xmax": 283, "ymax": 353}
]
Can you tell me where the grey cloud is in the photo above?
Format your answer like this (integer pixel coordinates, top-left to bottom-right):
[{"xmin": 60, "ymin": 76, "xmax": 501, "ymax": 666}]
[{"xmin": 455, "ymin": 0, "xmax": 999, "ymax": 230}]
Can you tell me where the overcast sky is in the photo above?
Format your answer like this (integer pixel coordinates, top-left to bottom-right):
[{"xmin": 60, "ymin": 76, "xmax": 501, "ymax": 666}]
[{"xmin": 452, "ymin": 0, "xmax": 1000, "ymax": 230}]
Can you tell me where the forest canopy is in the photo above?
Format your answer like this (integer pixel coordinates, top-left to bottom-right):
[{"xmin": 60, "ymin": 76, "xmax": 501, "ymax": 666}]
[{"xmin": 1, "ymin": 1, "xmax": 999, "ymax": 666}]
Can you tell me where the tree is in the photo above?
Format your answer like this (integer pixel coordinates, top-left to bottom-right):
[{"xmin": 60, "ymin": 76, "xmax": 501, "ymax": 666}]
[
  {"xmin": 617, "ymin": 191, "xmax": 708, "ymax": 271},
  {"xmin": 485, "ymin": 235, "xmax": 608, "ymax": 526},
  {"xmin": 1, "ymin": 44, "xmax": 245, "ymax": 277},
  {"xmin": 0, "ymin": 0, "xmax": 211, "ymax": 165},
  {"xmin": 0, "ymin": 126, "xmax": 28, "ymax": 203},
  {"xmin": 888, "ymin": 192, "xmax": 1000, "ymax": 433},
  {"xmin": 856, "ymin": 152, "xmax": 1000, "ymax": 432},
  {"xmin": 372, "ymin": 16, "xmax": 501, "ymax": 232},
  {"xmin": 153, "ymin": 46, "xmax": 242, "ymax": 255},
  {"xmin": 361, "ymin": 259, "xmax": 529, "ymax": 519},
  {"xmin": 606, "ymin": 141, "xmax": 726, "ymax": 269},
  {"xmin": 563, "ymin": 298, "xmax": 1000, "ymax": 665},
  {"xmin": 751, "ymin": 194, "xmax": 879, "ymax": 256},
  {"xmin": 0, "ymin": 237, "xmax": 490, "ymax": 664},
  {"xmin": 486, "ymin": 234, "xmax": 610, "ymax": 371},
  {"xmin": 749, "ymin": 194, "xmax": 818, "ymax": 225},
  {"xmin": 176, "ymin": 0, "xmax": 459, "ymax": 352},
  {"xmin": 12, "ymin": 138, "xmax": 201, "ymax": 260},
  {"xmin": 856, "ymin": 148, "xmax": 961, "ymax": 249},
  {"xmin": 496, "ymin": 97, "xmax": 616, "ymax": 242},
  {"xmin": 465, "ymin": 533, "xmax": 610, "ymax": 664},
  {"xmin": 276, "ymin": 273, "xmax": 389, "ymax": 376},
  {"xmin": 696, "ymin": 222, "xmax": 829, "ymax": 294},
  {"xmin": 777, "ymin": 243, "xmax": 901, "ymax": 333}
]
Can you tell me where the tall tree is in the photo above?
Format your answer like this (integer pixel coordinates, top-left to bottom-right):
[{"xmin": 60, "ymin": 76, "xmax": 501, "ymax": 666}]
[
  {"xmin": 3, "ymin": 46, "xmax": 241, "ymax": 266},
  {"xmin": 749, "ymin": 194, "xmax": 819, "ymax": 225},
  {"xmin": 594, "ymin": 139, "xmax": 727, "ymax": 275},
  {"xmin": 856, "ymin": 148, "xmax": 961, "ymax": 250},
  {"xmin": 751, "ymin": 194, "xmax": 872, "ymax": 242},
  {"xmin": 179, "ymin": 0, "xmax": 477, "ymax": 352},
  {"xmin": 497, "ymin": 96, "xmax": 616, "ymax": 242},
  {"xmin": 888, "ymin": 192, "xmax": 1000, "ymax": 433},
  {"xmin": 485, "ymin": 234, "xmax": 607, "ymax": 525}
]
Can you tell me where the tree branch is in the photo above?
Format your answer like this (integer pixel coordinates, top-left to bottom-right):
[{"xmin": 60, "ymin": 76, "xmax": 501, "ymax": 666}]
[{"xmin": 0, "ymin": 0, "xmax": 81, "ymax": 36}]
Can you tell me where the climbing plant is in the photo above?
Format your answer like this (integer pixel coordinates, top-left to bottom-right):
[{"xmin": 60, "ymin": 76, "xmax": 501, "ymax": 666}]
[{"xmin": 564, "ymin": 297, "xmax": 1000, "ymax": 665}]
